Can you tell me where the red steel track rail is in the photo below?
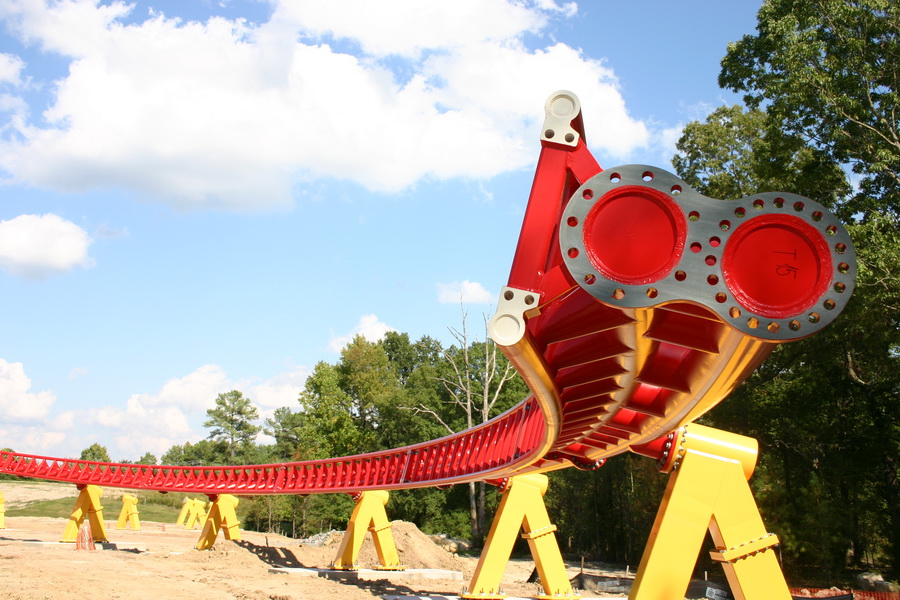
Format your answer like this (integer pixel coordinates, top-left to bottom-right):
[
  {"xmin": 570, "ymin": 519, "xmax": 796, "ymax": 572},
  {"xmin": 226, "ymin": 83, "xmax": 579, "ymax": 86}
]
[{"xmin": 0, "ymin": 91, "xmax": 856, "ymax": 494}]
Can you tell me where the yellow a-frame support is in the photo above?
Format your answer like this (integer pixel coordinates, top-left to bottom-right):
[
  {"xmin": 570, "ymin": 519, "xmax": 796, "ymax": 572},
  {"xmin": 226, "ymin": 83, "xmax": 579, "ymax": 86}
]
[
  {"xmin": 61, "ymin": 484, "xmax": 109, "ymax": 543},
  {"xmin": 115, "ymin": 493, "xmax": 141, "ymax": 530},
  {"xmin": 195, "ymin": 494, "xmax": 241, "ymax": 550},
  {"xmin": 183, "ymin": 498, "xmax": 209, "ymax": 529},
  {"xmin": 332, "ymin": 490, "xmax": 405, "ymax": 570},
  {"xmin": 462, "ymin": 474, "xmax": 577, "ymax": 600},
  {"xmin": 630, "ymin": 424, "xmax": 791, "ymax": 600}
]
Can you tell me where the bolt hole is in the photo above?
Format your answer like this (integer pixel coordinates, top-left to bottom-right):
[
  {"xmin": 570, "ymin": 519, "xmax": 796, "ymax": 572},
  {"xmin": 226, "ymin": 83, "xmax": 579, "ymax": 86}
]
[
  {"xmin": 709, "ymin": 236, "xmax": 721, "ymax": 247},
  {"xmin": 567, "ymin": 248, "xmax": 579, "ymax": 258},
  {"xmin": 688, "ymin": 211, "xmax": 700, "ymax": 222},
  {"xmin": 565, "ymin": 133, "xmax": 575, "ymax": 143},
  {"xmin": 524, "ymin": 295, "xmax": 535, "ymax": 305},
  {"xmin": 503, "ymin": 290, "xmax": 514, "ymax": 301},
  {"xmin": 808, "ymin": 312, "xmax": 820, "ymax": 324},
  {"xmin": 753, "ymin": 199, "xmax": 764, "ymax": 210},
  {"xmin": 812, "ymin": 211, "xmax": 823, "ymax": 222},
  {"xmin": 826, "ymin": 225, "xmax": 837, "ymax": 236},
  {"xmin": 747, "ymin": 317, "xmax": 759, "ymax": 329},
  {"xmin": 715, "ymin": 292, "xmax": 727, "ymax": 303},
  {"xmin": 793, "ymin": 201, "xmax": 805, "ymax": 212},
  {"xmin": 609, "ymin": 172, "xmax": 621, "ymax": 183},
  {"xmin": 642, "ymin": 171, "xmax": 654, "ymax": 182},
  {"xmin": 729, "ymin": 307, "xmax": 741, "ymax": 319},
  {"xmin": 707, "ymin": 274, "xmax": 719, "ymax": 285},
  {"xmin": 544, "ymin": 129, "xmax": 555, "ymax": 139},
  {"xmin": 567, "ymin": 216, "xmax": 579, "ymax": 227},
  {"xmin": 646, "ymin": 287, "xmax": 658, "ymax": 299},
  {"xmin": 719, "ymin": 220, "xmax": 731, "ymax": 231},
  {"xmin": 834, "ymin": 282, "xmax": 846, "ymax": 293},
  {"xmin": 774, "ymin": 197, "xmax": 785, "ymax": 208},
  {"xmin": 835, "ymin": 242, "xmax": 846, "ymax": 254},
  {"xmin": 824, "ymin": 299, "xmax": 836, "ymax": 310},
  {"xmin": 734, "ymin": 207, "xmax": 746, "ymax": 218},
  {"xmin": 789, "ymin": 320, "xmax": 801, "ymax": 331},
  {"xmin": 767, "ymin": 322, "xmax": 781, "ymax": 333},
  {"xmin": 584, "ymin": 274, "xmax": 596, "ymax": 285},
  {"xmin": 674, "ymin": 270, "xmax": 687, "ymax": 281},
  {"xmin": 582, "ymin": 189, "xmax": 594, "ymax": 200},
  {"xmin": 613, "ymin": 288, "xmax": 626, "ymax": 300},
  {"xmin": 671, "ymin": 185, "xmax": 682, "ymax": 195},
  {"xmin": 705, "ymin": 255, "xmax": 717, "ymax": 266},
  {"xmin": 690, "ymin": 242, "xmax": 702, "ymax": 253},
  {"xmin": 838, "ymin": 262, "xmax": 849, "ymax": 274}
]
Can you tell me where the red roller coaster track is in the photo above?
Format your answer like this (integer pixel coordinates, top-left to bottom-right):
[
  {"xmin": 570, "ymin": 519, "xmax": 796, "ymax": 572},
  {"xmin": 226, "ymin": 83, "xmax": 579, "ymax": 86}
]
[{"xmin": 0, "ymin": 91, "xmax": 856, "ymax": 496}]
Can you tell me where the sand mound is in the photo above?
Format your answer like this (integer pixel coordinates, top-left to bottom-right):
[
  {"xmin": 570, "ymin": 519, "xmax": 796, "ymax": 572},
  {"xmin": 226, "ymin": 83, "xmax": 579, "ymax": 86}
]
[{"xmin": 322, "ymin": 520, "xmax": 470, "ymax": 572}]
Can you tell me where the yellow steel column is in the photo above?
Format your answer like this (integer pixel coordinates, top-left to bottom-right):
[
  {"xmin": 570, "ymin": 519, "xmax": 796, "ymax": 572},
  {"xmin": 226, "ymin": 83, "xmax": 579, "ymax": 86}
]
[
  {"xmin": 332, "ymin": 490, "xmax": 404, "ymax": 570},
  {"xmin": 629, "ymin": 425, "xmax": 790, "ymax": 600},
  {"xmin": 61, "ymin": 485, "xmax": 109, "ymax": 543},
  {"xmin": 184, "ymin": 498, "xmax": 209, "ymax": 529},
  {"xmin": 115, "ymin": 493, "xmax": 141, "ymax": 530},
  {"xmin": 462, "ymin": 474, "xmax": 577, "ymax": 600},
  {"xmin": 0, "ymin": 491, "xmax": 5, "ymax": 529},
  {"xmin": 175, "ymin": 496, "xmax": 191, "ymax": 526},
  {"xmin": 195, "ymin": 494, "xmax": 241, "ymax": 550}
]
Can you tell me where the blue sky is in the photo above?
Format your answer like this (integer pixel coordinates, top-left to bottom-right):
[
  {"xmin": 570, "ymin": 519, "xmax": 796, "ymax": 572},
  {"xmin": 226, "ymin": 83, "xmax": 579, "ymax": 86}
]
[{"xmin": 0, "ymin": 0, "xmax": 762, "ymax": 461}]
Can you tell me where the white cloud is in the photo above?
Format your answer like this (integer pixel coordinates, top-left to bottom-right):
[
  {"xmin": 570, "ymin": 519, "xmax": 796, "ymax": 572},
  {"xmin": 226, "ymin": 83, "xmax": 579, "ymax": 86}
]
[
  {"xmin": 437, "ymin": 280, "xmax": 495, "ymax": 304},
  {"xmin": 75, "ymin": 363, "xmax": 310, "ymax": 459},
  {"xmin": 278, "ymin": 0, "xmax": 549, "ymax": 58},
  {"xmin": 0, "ymin": 213, "xmax": 94, "ymax": 279},
  {"xmin": 0, "ymin": 0, "xmax": 651, "ymax": 210},
  {"xmin": 329, "ymin": 314, "xmax": 395, "ymax": 352},
  {"xmin": 0, "ymin": 53, "xmax": 25, "ymax": 85},
  {"xmin": 125, "ymin": 364, "xmax": 230, "ymax": 413},
  {"xmin": 0, "ymin": 358, "xmax": 56, "ymax": 420},
  {"xmin": 246, "ymin": 365, "xmax": 310, "ymax": 409}
]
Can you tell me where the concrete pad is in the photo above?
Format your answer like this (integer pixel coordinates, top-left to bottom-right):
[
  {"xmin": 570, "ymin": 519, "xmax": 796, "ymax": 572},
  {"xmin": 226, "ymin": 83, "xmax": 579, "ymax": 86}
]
[{"xmin": 269, "ymin": 567, "xmax": 464, "ymax": 581}]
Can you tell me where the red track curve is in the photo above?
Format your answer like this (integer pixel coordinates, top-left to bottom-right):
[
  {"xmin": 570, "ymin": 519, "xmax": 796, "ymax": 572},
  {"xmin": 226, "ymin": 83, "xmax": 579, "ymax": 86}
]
[{"xmin": 0, "ymin": 91, "xmax": 856, "ymax": 495}]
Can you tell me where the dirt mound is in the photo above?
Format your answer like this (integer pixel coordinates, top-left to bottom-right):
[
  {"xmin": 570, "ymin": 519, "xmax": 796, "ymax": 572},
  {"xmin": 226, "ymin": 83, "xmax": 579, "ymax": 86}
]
[{"xmin": 322, "ymin": 520, "xmax": 470, "ymax": 572}]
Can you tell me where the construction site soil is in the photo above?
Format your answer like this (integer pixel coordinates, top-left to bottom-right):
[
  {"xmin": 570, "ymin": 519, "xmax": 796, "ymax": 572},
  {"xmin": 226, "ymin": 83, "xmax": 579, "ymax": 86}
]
[{"xmin": 0, "ymin": 482, "xmax": 632, "ymax": 600}]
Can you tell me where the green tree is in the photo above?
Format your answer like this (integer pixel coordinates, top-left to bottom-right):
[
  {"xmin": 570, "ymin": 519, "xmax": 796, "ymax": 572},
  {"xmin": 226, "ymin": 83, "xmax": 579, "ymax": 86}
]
[
  {"xmin": 160, "ymin": 439, "xmax": 229, "ymax": 466},
  {"xmin": 203, "ymin": 390, "xmax": 261, "ymax": 461},
  {"xmin": 719, "ymin": 0, "xmax": 900, "ymax": 218},
  {"xmin": 136, "ymin": 452, "xmax": 157, "ymax": 465},
  {"xmin": 673, "ymin": 101, "xmax": 900, "ymax": 577},
  {"xmin": 79, "ymin": 442, "xmax": 111, "ymax": 462}
]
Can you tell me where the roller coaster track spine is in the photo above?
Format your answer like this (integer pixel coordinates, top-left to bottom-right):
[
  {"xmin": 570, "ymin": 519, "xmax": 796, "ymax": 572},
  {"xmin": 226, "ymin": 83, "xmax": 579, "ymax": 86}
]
[{"xmin": 0, "ymin": 91, "xmax": 856, "ymax": 499}]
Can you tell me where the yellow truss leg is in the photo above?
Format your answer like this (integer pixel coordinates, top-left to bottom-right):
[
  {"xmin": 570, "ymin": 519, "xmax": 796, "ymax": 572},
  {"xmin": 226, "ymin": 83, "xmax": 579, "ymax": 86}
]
[
  {"xmin": 462, "ymin": 474, "xmax": 578, "ymax": 600},
  {"xmin": 195, "ymin": 494, "xmax": 241, "ymax": 550},
  {"xmin": 332, "ymin": 490, "xmax": 405, "ymax": 571},
  {"xmin": 0, "ymin": 491, "xmax": 5, "ymax": 529},
  {"xmin": 630, "ymin": 424, "xmax": 790, "ymax": 600},
  {"xmin": 61, "ymin": 485, "xmax": 109, "ymax": 543},
  {"xmin": 176, "ymin": 497, "xmax": 191, "ymax": 526},
  {"xmin": 184, "ymin": 498, "xmax": 209, "ymax": 529},
  {"xmin": 115, "ymin": 493, "xmax": 141, "ymax": 530}
]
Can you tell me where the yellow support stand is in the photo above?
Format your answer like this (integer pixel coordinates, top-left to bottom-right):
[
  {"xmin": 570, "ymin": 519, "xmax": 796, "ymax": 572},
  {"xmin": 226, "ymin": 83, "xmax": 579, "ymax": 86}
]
[
  {"xmin": 0, "ymin": 491, "xmax": 5, "ymax": 529},
  {"xmin": 195, "ymin": 494, "xmax": 241, "ymax": 550},
  {"xmin": 630, "ymin": 424, "xmax": 791, "ymax": 600},
  {"xmin": 332, "ymin": 490, "xmax": 405, "ymax": 571},
  {"xmin": 61, "ymin": 485, "xmax": 109, "ymax": 543},
  {"xmin": 184, "ymin": 498, "xmax": 209, "ymax": 529},
  {"xmin": 175, "ymin": 496, "xmax": 191, "ymax": 526},
  {"xmin": 115, "ymin": 493, "xmax": 141, "ymax": 530},
  {"xmin": 462, "ymin": 474, "xmax": 577, "ymax": 600}
]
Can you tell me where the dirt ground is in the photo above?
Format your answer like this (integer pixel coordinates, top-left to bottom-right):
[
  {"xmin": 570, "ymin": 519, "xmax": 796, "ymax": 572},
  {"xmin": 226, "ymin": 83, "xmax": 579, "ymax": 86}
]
[{"xmin": 0, "ymin": 482, "xmax": 629, "ymax": 600}]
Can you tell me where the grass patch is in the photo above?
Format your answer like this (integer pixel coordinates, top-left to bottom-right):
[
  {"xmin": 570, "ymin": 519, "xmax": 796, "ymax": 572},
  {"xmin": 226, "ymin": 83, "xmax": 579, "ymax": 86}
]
[{"xmin": 7, "ymin": 494, "xmax": 184, "ymax": 522}]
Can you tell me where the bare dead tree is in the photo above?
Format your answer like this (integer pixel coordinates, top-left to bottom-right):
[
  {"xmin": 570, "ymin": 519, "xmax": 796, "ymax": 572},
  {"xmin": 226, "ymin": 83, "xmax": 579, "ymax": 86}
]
[{"xmin": 403, "ymin": 304, "xmax": 519, "ymax": 544}]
